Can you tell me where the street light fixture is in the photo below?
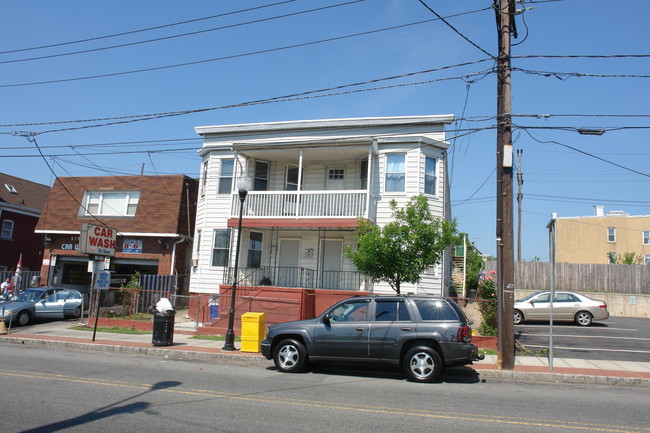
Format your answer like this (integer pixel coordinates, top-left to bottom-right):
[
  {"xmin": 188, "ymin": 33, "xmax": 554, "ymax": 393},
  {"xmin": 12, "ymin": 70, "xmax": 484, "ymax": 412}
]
[{"xmin": 222, "ymin": 174, "xmax": 253, "ymax": 351}]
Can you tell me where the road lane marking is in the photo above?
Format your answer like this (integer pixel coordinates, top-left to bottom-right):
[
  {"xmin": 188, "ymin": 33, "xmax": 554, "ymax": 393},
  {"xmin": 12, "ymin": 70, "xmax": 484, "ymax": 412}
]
[
  {"xmin": 0, "ymin": 369, "xmax": 648, "ymax": 433},
  {"xmin": 523, "ymin": 345, "xmax": 650, "ymax": 354},
  {"xmin": 517, "ymin": 333, "xmax": 650, "ymax": 341}
]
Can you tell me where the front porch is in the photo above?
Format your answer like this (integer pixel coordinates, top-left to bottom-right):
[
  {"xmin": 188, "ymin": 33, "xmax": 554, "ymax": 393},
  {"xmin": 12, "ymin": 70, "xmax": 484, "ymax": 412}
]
[{"xmin": 223, "ymin": 266, "xmax": 370, "ymax": 292}]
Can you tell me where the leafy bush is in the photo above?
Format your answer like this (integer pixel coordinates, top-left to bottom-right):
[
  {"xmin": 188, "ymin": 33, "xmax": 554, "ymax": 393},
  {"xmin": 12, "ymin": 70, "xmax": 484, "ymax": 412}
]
[{"xmin": 477, "ymin": 271, "xmax": 498, "ymax": 336}]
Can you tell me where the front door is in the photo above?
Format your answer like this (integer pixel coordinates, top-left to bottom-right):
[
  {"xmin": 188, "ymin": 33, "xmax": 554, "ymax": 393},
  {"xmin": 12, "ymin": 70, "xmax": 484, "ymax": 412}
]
[
  {"xmin": 313, "ymin": 299, "xmax": 370, "ymax": 358},
  {"xmin": 321, "ymin": 239, "xmax": 342, "ymax": 289},
  {"xmin": 278, "ymin": 239, "xmax": 300, "ymax": 287}
]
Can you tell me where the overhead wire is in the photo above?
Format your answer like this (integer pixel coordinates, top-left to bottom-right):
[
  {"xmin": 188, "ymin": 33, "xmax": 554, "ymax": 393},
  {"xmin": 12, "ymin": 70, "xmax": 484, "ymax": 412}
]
[
  {"xmin": 0, "ymin": 0, "xmax": 297, "ymax": 55},
  {"xmin": 0, "ymin": 1, "xmax": 365, "ymax": 65},
  {"xmin": 0, "ymin": 7, "xmax": 494, "ymax": 88}
]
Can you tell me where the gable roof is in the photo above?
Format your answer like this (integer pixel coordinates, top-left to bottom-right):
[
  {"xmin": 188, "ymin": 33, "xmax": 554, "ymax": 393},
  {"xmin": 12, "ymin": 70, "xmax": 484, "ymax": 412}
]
[
  {"xmin": 35, "ymin": 175, "xmax": 197, "ymax": 236},
  {"xmin": 0, "ymin": 172, "xmax": 51, "ymax": 211}
]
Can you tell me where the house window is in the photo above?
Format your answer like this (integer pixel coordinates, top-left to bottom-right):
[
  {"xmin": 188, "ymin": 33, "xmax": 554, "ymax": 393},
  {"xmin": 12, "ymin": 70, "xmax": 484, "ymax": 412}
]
[
  {"xmin": 608, "ymin": 252, "xmax": 617, "ymax": 264},
  {"xmin": 81, "ymin": 191, "xmax": 139, "ymax": 216},
  {"xmin": 247, "ymin": 232, "xmax": 263, "ymax": 268},
  {"xmin": 643, "ymin": 231, "xmax": 650, "ymax": 245},
  {"xmin": 645, "ymin": 255, "xmax": 650, "ymax": 265},
  {"xmin": 607, "ymin": 227, "xmax": 616, "ymax": 243},
  {"xmin": 1, "ymin": 219, "xmax": 14, "ymax": 239},
  {"xmin": 329, "ymin": 169, "xmax": 344, "ymax": 180},
  {"xmin": 218, "ymin": 159, "xmax": 234, "ymax": 194},
  {"xmin": 385, "ymin": 153, "xmax": 405, "ymax": 192},
  {"xmin": 195, "ymin": 230, "xmax": 202, "ymax": 256},
  {"xmin": 359, "ymin": 158, "xmax": 368, "ymax": 189},
  {"xmin": 285, "ymin": 165, "xmax": 301, "ymax": 191},
  {"xmin": 254, "ymin": 160, "xmax": 269, "ymax": 191},
  {"xmin": 212, "ymin": 229, "xmax": 230, "ymax": 267},
  {"xmin": 425, "ymin": 156, "xmax": 437, "ymax": 195},
  {"xmin": 200, "ymin": 160, "xmax": 208, "ymax": 196}
]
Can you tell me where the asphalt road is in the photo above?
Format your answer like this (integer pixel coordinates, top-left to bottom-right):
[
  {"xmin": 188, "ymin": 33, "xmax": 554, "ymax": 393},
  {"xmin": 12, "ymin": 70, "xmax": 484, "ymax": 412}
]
[
  {"xmin": 515, "ymin": 317, "xmax": 650, "ymax": 362},
  {"xmin": 1, "ymin": 344, "xmax": 649, "ymax": 433}
]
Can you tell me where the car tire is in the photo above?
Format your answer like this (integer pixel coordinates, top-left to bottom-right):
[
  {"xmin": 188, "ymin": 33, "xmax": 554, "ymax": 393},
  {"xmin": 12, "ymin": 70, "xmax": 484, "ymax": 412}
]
[
  {"xmin": 16, "ymin": 310, "xmax": 31, "ymax": 327},
  {"xmin": 513, "ymin": 310, "xmax": 524, "ymax": 325},
  {"xmin": 69, "ymin": 307, "xmax": 81, "ymax": 319},
  {"xmin": 273, "ymin": 339, "xmax": 308, "ymax": 373},
  {"xmin": 404, "ymin": 345, "xmax": 443, "ymax": 383},
  {"xmin": 575, "ymin": 311, "xmax": 593, "ymax": 326}
]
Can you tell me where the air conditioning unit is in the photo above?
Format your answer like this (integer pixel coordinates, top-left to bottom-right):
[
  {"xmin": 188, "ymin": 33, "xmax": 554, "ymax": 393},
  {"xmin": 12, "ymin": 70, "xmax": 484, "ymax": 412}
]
[{"xmin": 192, "ymin": 259, "xmax": 199, "ymax": 267}]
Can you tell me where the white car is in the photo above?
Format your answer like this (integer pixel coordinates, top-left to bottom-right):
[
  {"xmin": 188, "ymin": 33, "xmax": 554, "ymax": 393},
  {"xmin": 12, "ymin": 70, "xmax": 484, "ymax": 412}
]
[{"xmin": 513, "ymin": 291, "xmax": 609, "ymax": 326}]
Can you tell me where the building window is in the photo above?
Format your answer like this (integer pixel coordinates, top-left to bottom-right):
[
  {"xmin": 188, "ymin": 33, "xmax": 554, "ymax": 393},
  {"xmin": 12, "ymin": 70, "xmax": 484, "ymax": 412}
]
[
  {"xmin": 81, "ymin": 191, "xmax": 139, "ymax": 217},
  {"xmin": 645, "ymin": 255, "xmax": 650, "ymax": 265},
  {"xmin": 608, "ymin": 252, "xmax": 617, "ymax": 264},
  {"xmin": 329, "ymin": 169, "xmax": 344, "ymax": 180},
  {"xmin": 385, "ymin": 153, "xmax": 405, "ymax": 192},
  {"xmin": 285, "ymin": 165, "xmax": 301, "ymax": 191},
  {"xmin": 212, "ymin": 229, "xmax": 230, "ymax": 267},
  {"xmin": 425, "ymin": 156, "xmax": 437, "ymax": 195},
  {"xmin": 200, "ymin": 160, "xmax": 208, "ymax": 196},
  {"xmin": 218, "ymin": 159, "xmax": 234, "ymax": 194},
  {"xmin": 254, "ymin": 160, "xmax": 269, "ymax": 191},
  {"xmin": 1, "ymin": 219, "xmax": 14, "ymax": 239},
  {"xmin": 195, "ymin": 230, "xmax": 202, "ymax": 256},
  {"xmin": 643, "ymin": 231, "xmax": 650, "ymax": 245},
  {"xmin": 607, "ymin": 227, "xmax": 616, "ymax": 243},
  {"xmin": 247, "ymin": 232, "xmax": 263, "ymax": 268},
  {"xmin": 359, "ymin": 158, "xmax": 368, "ymax": 189}
]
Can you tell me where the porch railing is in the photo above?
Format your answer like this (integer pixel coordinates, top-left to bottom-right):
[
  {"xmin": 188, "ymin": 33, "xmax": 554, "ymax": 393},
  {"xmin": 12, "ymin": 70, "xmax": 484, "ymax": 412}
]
[
  {"xmin": 234, "ymin": 191, "xmax": 368, "ymax": 218},
  {"xmin": 223, "ymin": 266, "xmax": 369, "ymax": 291}
]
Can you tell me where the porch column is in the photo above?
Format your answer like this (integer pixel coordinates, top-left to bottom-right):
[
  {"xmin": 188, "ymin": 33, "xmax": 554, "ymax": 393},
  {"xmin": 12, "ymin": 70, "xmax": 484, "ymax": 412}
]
[{"xmin": 297, "ymin": 149, "xmax": 303, "ymax": 217}]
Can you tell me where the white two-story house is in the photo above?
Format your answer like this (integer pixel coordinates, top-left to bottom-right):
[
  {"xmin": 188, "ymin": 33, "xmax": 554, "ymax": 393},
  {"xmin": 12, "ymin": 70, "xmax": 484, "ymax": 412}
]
[{"xmin": 189, "ymin": 115, "xmax": 454, "ymax": 297}]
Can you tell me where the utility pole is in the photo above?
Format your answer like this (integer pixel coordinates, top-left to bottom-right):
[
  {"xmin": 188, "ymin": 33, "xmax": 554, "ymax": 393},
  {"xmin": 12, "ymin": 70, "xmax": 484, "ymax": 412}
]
[
  {"xmin": 517, "ymin": 149, "xmax": 523, "ymax": 262},
  {"xmin": 495, "ymin": 0, "xmax": 515, "ymax": 370}
]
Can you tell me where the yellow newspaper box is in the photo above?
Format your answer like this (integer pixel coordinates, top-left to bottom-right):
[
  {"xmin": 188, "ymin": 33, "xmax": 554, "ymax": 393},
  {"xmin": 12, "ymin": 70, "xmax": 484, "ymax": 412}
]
[{"xmin": 240, "ymin": 312, "xmax": 265, "ymax": 353}]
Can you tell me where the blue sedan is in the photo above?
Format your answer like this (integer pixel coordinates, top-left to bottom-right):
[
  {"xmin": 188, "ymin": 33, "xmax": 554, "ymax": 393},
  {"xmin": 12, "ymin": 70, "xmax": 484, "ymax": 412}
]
[{"xmin": 0, "ymin": 287, "xmax": 83, "ymax": 327}]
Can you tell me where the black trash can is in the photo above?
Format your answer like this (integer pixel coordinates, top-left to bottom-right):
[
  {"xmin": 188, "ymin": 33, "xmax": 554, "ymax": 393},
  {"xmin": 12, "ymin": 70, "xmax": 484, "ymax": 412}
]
[{"xmin": 152, "ymin": 310, "xmax": 175, "ymax": 346}]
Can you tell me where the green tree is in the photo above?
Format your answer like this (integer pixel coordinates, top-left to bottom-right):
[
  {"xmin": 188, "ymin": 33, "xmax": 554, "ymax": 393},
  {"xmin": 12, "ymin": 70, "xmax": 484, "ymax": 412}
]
[
  {"xmin": 619, "ymin": 252, "xmax": 643, "ymax": 265},
  {"xmin": 345, "ymin": 195, "xmax": 457, "ymax": 294},
  {"xmin": 458, "ymin": 234, "xmax": 484, "ymax": 297}
]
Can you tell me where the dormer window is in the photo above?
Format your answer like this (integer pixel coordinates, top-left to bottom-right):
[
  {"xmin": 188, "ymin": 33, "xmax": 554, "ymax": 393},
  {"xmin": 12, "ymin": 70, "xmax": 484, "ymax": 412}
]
[
  {"xmin": 80, "ymin": 191, "xmax": 140, "ymax": 217},
  {"xmin": 5, "ymin": 184, "xmax": 18, "ymax": 194}
]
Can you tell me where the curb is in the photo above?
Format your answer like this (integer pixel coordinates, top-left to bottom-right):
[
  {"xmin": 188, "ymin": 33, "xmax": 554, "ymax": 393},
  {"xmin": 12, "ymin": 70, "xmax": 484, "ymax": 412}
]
[{"xmin": 2, "ymin": 336, "xmax": 649, "ymax": 387}]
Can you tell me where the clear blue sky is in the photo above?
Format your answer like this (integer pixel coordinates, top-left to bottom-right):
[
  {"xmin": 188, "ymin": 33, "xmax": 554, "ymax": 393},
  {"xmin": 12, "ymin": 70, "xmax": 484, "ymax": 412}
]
[{"xmin": 2, "ymin": 0, "xmax": 649, "ymax": 261}]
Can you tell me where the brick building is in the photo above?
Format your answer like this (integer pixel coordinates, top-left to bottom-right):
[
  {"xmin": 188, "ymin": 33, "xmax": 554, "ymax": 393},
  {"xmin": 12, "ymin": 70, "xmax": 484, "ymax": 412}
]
[
  {"xmin": 35, "ymin": 175, "xmax": 198, "ymax": 294},
  {"xmin": 0, "ymin": 173, "xmax": 50, "ymax": 273}
]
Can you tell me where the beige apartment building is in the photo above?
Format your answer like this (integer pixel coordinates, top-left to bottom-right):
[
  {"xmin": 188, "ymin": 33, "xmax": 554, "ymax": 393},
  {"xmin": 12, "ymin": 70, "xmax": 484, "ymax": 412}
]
[{"xmin": 555, "ymin": 206, "xmax": 650, "ymax": 265}]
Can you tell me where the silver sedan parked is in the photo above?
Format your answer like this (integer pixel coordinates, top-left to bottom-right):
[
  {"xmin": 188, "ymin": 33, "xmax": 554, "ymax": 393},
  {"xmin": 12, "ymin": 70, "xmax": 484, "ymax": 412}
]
[
  {"xmin": 513, "ymin": 291, "xmax": 609, "ymax": 326},
  {"xmin": 0, "ymin": 287, "xmax": 83, "ymax": 326}
]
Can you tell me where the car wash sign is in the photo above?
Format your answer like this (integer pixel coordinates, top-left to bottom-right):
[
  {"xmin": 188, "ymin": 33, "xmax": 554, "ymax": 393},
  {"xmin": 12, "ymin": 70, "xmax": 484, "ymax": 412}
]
[{"xmin": 79, "ymin": 223, "xmax": 117, "ymax": 256}]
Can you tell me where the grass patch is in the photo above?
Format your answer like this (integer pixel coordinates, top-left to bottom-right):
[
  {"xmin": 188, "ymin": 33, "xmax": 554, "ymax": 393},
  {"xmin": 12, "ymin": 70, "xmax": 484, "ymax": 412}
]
[
  {"xmin": 70, "ymin": 326, "xmax": 150, "ymax": 335},
  {"xmin": 479, "ymin": 348, "xmax": 497, "ymax": 356},
  {"xmin": 190, "ymin": 334, "xmax": 240, "ymax": 342}
]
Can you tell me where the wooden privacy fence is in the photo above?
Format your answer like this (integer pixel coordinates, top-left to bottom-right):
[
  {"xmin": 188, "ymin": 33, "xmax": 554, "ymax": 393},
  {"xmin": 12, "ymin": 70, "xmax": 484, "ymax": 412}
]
[{"xmin": 485, "ymin": 261, "xmax": 650, "ymax": 294}]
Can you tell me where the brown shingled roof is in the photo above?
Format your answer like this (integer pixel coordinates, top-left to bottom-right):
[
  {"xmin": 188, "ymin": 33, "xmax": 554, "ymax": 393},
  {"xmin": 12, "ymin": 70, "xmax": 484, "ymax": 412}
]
[{"xmin": 0, "ymin": 172, "xmax": 51, "ymax": 210}]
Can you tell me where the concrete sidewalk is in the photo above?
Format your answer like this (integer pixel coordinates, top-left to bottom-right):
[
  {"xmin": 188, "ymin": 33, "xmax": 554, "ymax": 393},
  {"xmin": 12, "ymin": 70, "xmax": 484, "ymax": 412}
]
[{"xmin": 1, "ymin": 320, "xmax": 649, "ymax": 386}]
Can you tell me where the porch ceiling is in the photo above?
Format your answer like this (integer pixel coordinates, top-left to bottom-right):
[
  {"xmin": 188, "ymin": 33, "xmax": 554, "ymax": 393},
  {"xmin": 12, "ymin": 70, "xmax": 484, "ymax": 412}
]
[{"xmin": 237, "ymin": 145, "xmax": 370, "ymax": 163}]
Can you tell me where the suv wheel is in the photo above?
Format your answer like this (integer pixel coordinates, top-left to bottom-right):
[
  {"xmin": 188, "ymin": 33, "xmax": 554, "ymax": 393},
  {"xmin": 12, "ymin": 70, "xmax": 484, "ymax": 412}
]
[
  {"xmin": 404, "ymin": 345, "xmax": 442, "ymax": 383},
  {"xmin": 273, "ymin": 339, "xmax": 308, "ymax": 373}
]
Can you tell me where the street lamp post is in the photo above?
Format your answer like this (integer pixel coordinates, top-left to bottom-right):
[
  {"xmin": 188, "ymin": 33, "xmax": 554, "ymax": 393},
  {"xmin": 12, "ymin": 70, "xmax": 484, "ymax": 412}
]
[{"xmin": 222, "ymin": 175, "xmax": 252, "ymax": 351}]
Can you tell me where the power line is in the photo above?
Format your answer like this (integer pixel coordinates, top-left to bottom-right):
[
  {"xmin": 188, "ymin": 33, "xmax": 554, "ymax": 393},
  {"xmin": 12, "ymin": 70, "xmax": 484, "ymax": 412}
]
[
  {"xmin": 521, "ymin": 129, "xmax": 650, "ymax": 178},
  {"xmin": 5, "ymin": 65, "xmax": 496, "ymax": 135},
  {"xmin": 416, "ymin": 0, "xmax": 495, "ymax": 59},
  {"xmin": 0, "ymin": 0, "xmax": 297, "ymax": 55},
  {"xmin": 0, "ymin": 8, "xmax": 493, "ymax": 88},
  {"xmin": 1, "ymin": 1, "xmax": 364, "ymax": 65}
]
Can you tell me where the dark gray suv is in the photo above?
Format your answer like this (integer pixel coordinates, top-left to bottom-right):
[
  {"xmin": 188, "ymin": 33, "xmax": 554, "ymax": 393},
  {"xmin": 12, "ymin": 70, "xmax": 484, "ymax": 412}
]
[{"xmin": 260, "ymin": 295, "xmax": 483, "ymax": 382}]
